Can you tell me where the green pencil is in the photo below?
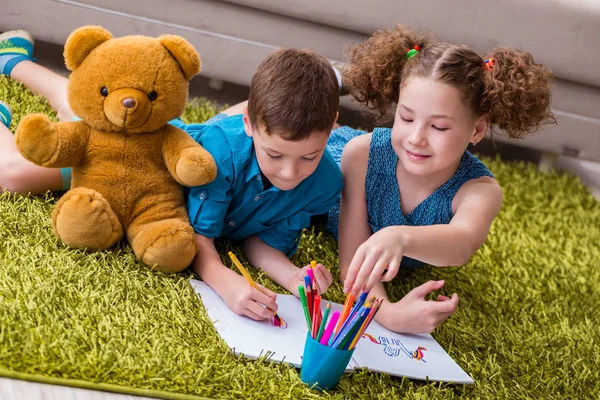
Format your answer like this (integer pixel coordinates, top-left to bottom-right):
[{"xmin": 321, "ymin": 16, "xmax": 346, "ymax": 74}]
[
  {"xmin": 316, "ymin": 301, "xmax": 331, "ymax": 342},
  {"xmin": 299, "ymin": 286, "xmax": 312, "ymax": 331}
]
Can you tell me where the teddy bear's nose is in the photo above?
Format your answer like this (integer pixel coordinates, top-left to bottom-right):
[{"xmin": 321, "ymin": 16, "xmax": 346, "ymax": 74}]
[{"xmin": 122, "ymin": 98, "xmax": 137, "ymax": 109}]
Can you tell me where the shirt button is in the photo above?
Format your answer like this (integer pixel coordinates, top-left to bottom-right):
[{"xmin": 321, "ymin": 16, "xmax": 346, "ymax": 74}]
[
  {"xmin": 254, "ymin": 196, "xmax": 260, "ymax": 201},
  {"xmin": 228, "ymin": 221, "xmax": 235, "ymax": 227},
  {"xmin": 256, "ymin": 176, "xmax": 261, "ymax": 180},
  {"xmin": 199, "ymin": 192, "xmax": 206, "ymax": 200}
]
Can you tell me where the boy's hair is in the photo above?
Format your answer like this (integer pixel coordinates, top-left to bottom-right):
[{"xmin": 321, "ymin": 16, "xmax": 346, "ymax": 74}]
[
  {"xmin": 248, "ymin": 48, "xmax": 339, "ymax": 141},
  {"xmin": 343, "ymin": 25, "xmax": 556, "ymax": 138}
]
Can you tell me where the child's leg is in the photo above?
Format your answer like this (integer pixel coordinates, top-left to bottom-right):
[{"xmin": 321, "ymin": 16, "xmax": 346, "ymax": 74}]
[
  {"xmin": 0, "ymin": 102, "xmax": 63, "ymax": 194},
  {"xmin": 1, "ymin": 30, "xmax": 74, "ymax": 121},
  {"xmin": 10, "ymin": 61, "xmax": 74, "ymax": 121}
]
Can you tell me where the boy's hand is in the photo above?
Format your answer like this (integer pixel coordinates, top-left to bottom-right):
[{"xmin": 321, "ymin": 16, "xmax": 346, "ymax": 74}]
[
  {"xmin": 344, "ymin": 227, "xmax": 403, "ymax": 296},
  {"xmin": 376, "ymin": 280, "xmax": 459, "ymax": 334},
  {"xmin": 221, "ymin": 273, "xmax": 279, "ymax": 321},
  {"xmin": 287, "ymin": 263, "xmax": 333, "ymax": 297}
]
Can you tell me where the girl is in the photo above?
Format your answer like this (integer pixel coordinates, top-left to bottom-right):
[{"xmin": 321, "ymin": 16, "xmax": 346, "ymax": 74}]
[{"xmin": 327, "ymin": 25, "xmax": 555, "ymax": 333}]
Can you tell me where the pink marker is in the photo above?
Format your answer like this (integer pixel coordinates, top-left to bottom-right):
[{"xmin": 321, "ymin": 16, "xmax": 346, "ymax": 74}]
[
  {"xmin": 319, "ymin": 310, "xmax": 340, "ymax": 346},
  {"xmin": 306, "ymin": 268, "xmax": 315, "ymax": 287}
]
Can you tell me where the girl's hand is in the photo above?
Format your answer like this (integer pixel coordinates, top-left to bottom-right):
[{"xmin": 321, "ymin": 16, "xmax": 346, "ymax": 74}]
[
  {"xmin": 221, "ymin": 273, "xmax": 278, "ymax": 321},
  {"xmin": 287, "ymin": 263, "xmax": 333, "ymax": 297},
  {"xmin": 344, "ymin": 227, "xmax": 404, "ymax": 296},
  {"xmin": 376, "ymin": 280, "xmax": 459, "ymax": 334}
]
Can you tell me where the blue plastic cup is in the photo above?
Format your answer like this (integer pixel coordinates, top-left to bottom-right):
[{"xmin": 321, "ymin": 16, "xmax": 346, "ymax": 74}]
[{"xmin": 300, "ymin": 332, "xmax": 355, "ymax": 390}]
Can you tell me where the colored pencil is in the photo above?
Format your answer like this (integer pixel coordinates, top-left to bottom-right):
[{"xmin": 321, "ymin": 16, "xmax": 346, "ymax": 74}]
[
  {"xmin": 340, "ymin": 308, "xmax": 370, "ymax": 350},
  {"xmin": 348, "ymin": 300, "xmax": 379, "ymax": 350},
  {"xmin": 333, "ymin": 292, "xmax": 368, "ymax": 343},
  {"xmin": 333, "ymin": 294, "xmax": 354, "ymax": 337},
  {"xmin": 331, "ymin": 305, "xmax": 370, "ymax": 349},
  {"xmin": 228, "ymin": 251, "xmax": 285, "ymax": 326}
]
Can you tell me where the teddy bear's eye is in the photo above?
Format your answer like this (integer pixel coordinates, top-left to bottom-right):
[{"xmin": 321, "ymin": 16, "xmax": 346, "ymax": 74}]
[
  {"xmin": 148, "ymin": 91, "xmax": 158, "ymax": 101},
  {"xmin": 100, "ymin": 87, "xmax": 109, "ymax": 97}
]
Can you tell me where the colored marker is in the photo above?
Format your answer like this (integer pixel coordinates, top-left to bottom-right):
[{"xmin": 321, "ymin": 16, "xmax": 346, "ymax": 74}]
[
  {"xmin": 298, "ymin": 285, "xmax": 312, "ymax": 331},
  {"xmin": 320, "ymin": 310, "xmax": 340, "ymax": 346},
  {"xmin": 304, "ymin": 275, "xmax": 313, "ymax": 317},
  {"xmin": 316, "ymin": 301, "xmax": 331, "ymax": 342},
  {"xmin": 311, "ymin": 295, "xmax": 321, "ymax": 338},
  {"xmin": 309, "ymin": 260, "xmax": 321, "ymax": 293}
]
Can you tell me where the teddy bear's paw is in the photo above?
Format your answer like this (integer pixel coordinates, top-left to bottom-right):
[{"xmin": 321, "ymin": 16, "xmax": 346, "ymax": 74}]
[
  {"xmin": 175, "ymin": 147, "xmax": 217, "ymax": 187},
  {"xmin": 52, "ymin": 188, "xmax": 124, "ymax": 251},
  {"xmin": 15, "ymin": 114, "xmax": 59, "ymax": 165},
  {"xmin": 130, "ymin": 219, "xmax": 196, "ymax": 273}
]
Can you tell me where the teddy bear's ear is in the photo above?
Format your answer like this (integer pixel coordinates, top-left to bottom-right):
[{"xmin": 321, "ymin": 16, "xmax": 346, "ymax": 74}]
[
  {"xmin": 64, "ymin": 26, "xmax": 113, "ymax": 71},
  {"xmin": 158, "ymin": 35, "xmax": 201, "ymax": 81}
]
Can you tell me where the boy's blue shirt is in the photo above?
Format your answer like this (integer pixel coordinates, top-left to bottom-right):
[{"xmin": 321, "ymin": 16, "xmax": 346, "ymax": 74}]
[{"xmin": 170, "ymin": 115, "xmax": 343, "ymax": 256}]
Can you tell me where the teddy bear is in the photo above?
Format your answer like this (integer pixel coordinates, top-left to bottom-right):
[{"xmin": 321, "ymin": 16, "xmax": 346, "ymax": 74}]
[{"xmin": 15, "ymin": 26, "xmax": 217, "ymax": 273}]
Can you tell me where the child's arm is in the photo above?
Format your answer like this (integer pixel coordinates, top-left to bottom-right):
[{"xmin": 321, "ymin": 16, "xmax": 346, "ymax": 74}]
[
  {"xmin": 243, "ymin": 235, "xmax": 332, "ymax": 297},
  {"xmin": 345, "ymin": 177, "xmax": 503, "ymax": 296},
  {"xmin": 338, "ymin": 135, "xmax": 459, "ymax": 334},
  {"xmin": 337, "ymin": 134, "xmax": 372, "ymax": 290},
  {"xmin": 192, "ymin": 233, "xmax": 278, "ymax": 321},
  {"xmin": 372, "ymin": 280, "xmax": 459, "ymax": 334},
  {"xmin": 15, "ymin": 115, "xmax": 89, "ymax": 167}
]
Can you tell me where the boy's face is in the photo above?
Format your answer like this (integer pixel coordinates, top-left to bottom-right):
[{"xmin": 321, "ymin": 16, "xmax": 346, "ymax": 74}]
[{"xmin": 243, "ymin": 107, "xmax": 333, "ymax": 191}]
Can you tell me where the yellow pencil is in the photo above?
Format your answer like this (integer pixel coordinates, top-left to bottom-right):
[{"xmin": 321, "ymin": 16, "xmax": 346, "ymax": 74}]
[{"xmin": 227, "ymin": 251, "xmax": 286, "ymax": 327}]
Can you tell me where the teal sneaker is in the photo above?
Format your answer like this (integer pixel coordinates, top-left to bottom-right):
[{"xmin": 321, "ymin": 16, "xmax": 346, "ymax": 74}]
[
  {"xmin": 0, "ymin": 101, "xmax": 12, "ymax": 128},
  {"xmin": 0, "ymin": 30, "xmax": 35, "ymax": 76}
]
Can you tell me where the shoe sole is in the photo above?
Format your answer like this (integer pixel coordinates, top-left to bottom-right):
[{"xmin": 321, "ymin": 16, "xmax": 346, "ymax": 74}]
[{"xmin": 0, "ymin": 30, "xmax": 35, "ymax": 47}]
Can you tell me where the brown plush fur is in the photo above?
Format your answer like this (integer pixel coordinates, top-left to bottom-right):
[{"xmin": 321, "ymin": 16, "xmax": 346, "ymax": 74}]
[{"xmin": 15, "ymin": 26, "xmax": 217, "ymax": 273}]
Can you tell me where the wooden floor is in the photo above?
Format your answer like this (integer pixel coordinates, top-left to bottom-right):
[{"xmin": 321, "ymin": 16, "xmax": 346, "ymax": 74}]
[{"xmin": 0, "ymin": 377, "xmax": 157, "ymax": 400}]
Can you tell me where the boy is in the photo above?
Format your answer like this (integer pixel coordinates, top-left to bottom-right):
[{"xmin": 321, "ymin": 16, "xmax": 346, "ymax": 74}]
[{"xmin": 0, "ymin": 31, "xmax": 342, "ymax": 321}]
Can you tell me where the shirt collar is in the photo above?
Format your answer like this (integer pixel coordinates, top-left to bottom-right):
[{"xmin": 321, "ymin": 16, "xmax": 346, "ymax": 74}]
[{"xmin": 245, "ymin": 146, "xmax": 262, "ymax": 183}]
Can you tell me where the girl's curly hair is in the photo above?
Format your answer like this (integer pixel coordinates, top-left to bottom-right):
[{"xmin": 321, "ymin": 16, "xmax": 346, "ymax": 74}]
[{"xmin": 343, "ymin": 25, "xmax": 556, "ymax": 138}]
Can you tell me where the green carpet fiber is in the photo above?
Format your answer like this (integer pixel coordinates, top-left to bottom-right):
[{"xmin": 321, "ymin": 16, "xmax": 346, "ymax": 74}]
[{"xmin": 1, "ymin": 75, "xmax": 599, "ymax": 399}]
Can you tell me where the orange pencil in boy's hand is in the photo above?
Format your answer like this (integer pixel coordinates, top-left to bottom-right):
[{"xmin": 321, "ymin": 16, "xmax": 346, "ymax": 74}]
[{"xmin": 228, "ymin": 251, "xmax": 287, "ymax": 328}]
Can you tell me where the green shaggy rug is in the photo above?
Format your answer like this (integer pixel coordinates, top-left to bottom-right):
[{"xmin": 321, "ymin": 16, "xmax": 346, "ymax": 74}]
[{"xmin": 0, "ymin": 75, "xmax": 599, "ymax": 399}]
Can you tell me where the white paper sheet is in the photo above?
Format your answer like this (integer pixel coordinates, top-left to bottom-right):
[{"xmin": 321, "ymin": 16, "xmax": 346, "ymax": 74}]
[{"xmin": 190, "ymin": 279, "xmax": 474, "ymax": 384}]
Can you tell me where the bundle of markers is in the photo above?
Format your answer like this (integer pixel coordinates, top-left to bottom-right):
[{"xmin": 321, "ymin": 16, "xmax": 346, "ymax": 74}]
[{"xmin": 299, "ymin": 261, "xmax": 382, "ymax": 351}]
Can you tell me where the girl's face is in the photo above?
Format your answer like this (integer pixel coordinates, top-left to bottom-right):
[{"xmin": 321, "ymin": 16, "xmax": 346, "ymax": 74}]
[{"xmin": 391, "ymin": 77, "xmax": 488, "ymax": 177}]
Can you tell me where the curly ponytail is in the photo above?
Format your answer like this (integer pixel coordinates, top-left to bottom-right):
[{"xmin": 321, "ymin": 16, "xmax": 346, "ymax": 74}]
[
  {"xmin": 342, "ymin": 25, "xmax": 434, "ymax": 118},
  {"xmin": 483, "ymin": 48, "xmax": 556, "ymax": 138}
]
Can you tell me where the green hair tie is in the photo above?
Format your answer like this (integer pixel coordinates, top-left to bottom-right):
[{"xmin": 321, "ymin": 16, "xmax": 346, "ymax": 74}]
[{"xmin": 404, "ymin": 45, "xmax": 420, "ymax": 60}]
